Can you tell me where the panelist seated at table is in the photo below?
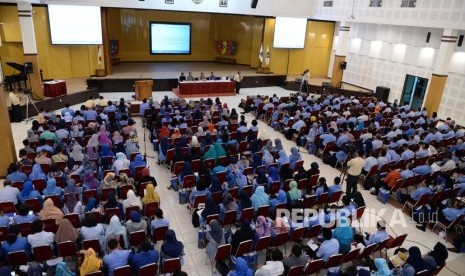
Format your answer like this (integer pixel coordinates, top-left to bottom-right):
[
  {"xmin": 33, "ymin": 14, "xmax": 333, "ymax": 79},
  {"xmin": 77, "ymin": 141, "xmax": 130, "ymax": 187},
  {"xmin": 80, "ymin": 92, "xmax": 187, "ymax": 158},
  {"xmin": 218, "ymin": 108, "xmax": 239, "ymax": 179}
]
[
  {"xmin": 209, "ymin": 72, "xmax": 217, "ymax": 80},
  {"xmin": 179, "ymin": 72, "xmax": 186, "ymax": 83},
  {"xmin": 186, "ymin": 72, "xmax": 195, "ymax": 81},
  {"xmin": 199, "ymin": 72, "xmax": 207, "ymax": 81}
]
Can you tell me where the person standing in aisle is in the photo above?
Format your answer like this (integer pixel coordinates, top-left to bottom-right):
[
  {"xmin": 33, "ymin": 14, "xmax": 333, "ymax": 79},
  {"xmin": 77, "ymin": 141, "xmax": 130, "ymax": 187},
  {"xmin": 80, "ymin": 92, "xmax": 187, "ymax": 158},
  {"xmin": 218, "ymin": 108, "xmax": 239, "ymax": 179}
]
[
  {"xmin": 234, "ymin": 71, "xmax": 243, "ymax": 94},
  {"xmin": 9, "ymin": 90, "xmax": 22, "ymax": 122},
  {"xmin": 300, "ymin": 69, "xmax": 310, "ymax": 92},
  {"xmin": 345, "ymin": 150, "xmax": 365, "ymax": 197}
]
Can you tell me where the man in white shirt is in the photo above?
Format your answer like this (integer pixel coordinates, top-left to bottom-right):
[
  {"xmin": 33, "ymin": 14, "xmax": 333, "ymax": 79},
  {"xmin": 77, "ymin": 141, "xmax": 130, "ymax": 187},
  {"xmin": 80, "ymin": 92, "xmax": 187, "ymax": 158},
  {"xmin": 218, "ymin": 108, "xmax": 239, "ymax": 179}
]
[
  {"xmin": 300, "ymin": 69, "xmax": 310, "ymax": 93},
  {"xmin": 27, "ymin": 220, "xmax": 55, "ymax": 249},
  {"xmin": 255, "ymin": 248, "xmax": 285, "ymax": 276},
  {"xmin": 9, "ymin": 90, "xmax": 22, "ymax": 122},
  {"xmin": 234, "ymin": 71, "xmax": 243, "ymax": 94}
]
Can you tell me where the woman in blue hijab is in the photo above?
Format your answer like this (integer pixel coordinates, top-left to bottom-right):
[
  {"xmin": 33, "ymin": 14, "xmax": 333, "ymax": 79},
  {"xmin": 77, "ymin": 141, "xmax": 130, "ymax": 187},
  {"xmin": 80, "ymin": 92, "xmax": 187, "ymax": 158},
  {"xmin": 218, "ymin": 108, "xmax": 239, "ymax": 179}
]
[
  {"xmin": 251, "ymin": 186, "xmax": 270, "ymax": 212},
  {"xmin": 161, "ymin": 230, "xmax": 184, "ymax": 264},
  {"xmin": 129, "ymin": 154, "xmax": 146, "ymax": 177},
  {"xmin": 253, "ymin": 168, "xmax": 267, "ymax": 190},
  {"xmin": 209, "ymin": 176, "xmax": 223, "ymax": 194},
  {"xmin": 84, "ymin": 197, "xmax": 99, "ymax": 213},
  {"xmin": 158, "ymin": 137, "xmax": 171, "ymax": 164},
  {"xmin": 228, "ymin": 257, "xmax": 254, "ymax": 276},
  {"xmin": 18, "ymin": 181, "xmax": 43, "ymax": 204},
  {"xmin": 270, "ymin": 190, "xmax": 287, "ymax": 212},
  {"xmin": 43, "ymin": 178, "xmax": 63, "ymax": 198},
  {"xmin": 99, "ymin": 143, "xmax": 114, "ymax": 158},
  {"xmin": 267, "ymin": 167, "xmax": 280, "ymax": 187},
  {"xmin": 289, "ymin": 147, "xmax": 302, "ymax": 170},
  {"xmin": 277, "ymin": 150, "xmax": 289, "ymax": 169},
  {"xmin": 29, "ymin": 164, "xmax": 47, "ymax": 181},
  {"xmin": 178, "ymin": 162, "xmax": 194, "ymax": 186},
  {"xmin": 251, "ymin": 154, "xmax": 262, "ymax": 173}
]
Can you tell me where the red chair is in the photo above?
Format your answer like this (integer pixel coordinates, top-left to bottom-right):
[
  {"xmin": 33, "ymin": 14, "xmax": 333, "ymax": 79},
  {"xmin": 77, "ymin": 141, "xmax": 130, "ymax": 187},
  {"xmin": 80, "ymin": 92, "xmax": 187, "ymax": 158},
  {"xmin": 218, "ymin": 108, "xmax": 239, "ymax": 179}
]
[
  {"xmin": 193, "ymin": 194, "xmax": 207, "ymax": 209},
  {"xmin": 58, "ymin": 241, "xmax": 78, "ymax": 257},
  {"xmin": 104, "ymin": 208, "xmax": 122, "ymax": 223},
  {"xmin": 285, "ymin": 265, "xmax": 304, "ymax": 276},
  {"xmin": 210, "ymin": 244, "xmax": 232, "ymax": 272},
  {"xmin": 288, "ymin": 227, "xmax": 305, "ymax": 244},
  {"xmin": 20, "ymin": 165, "xmax": 33, "ymax": 176},
  {"xmin": 101, "ymin": 188, "xmax": 116, "ymax": 201},
  {"xmin": 125, "ymin": 206, "xmax": 140, "ymax": 221},
  {"xmin": 305, "ymin": 224, "xmax": 322, "ymax": 239},
  {"xmin": 138, "ymin": 263, "xmax": 158, "ymax": 276},
  {"xmin": 11, "ymin": 181, "xmax": 24, "ymax": 191},
  {"xmin": 240, "ymin": 207, "xmax": 254, "ymax": 222},
  {"xmin": 415, "ymin": 270, "xmax": 429, "ymax": 276},
  {"xmin": 307, "ymin": 174, "xmax": 319, "ymax": 191},
  {"xmin": 358, "ymin": 243, "xmax": 376, "ymax": 260},
  {"xmin": 315, "ymin": 193, "xmax": 329, "ymax": 205},
  {"xmin": 302, "ymin": 259, "xmax": 323, "ymax": 275},
  {"xmin": 256, "ymin": 205, "xmax": 270, "ymax": 218},
  {"xmin": 25, "ymin": 198, "xmax": 41, "ymax": 213},
  {"xmin": 303, "ymin": 195, "xmax": 317, "ymax": 209},
  {"xmin": 324, "ymin": 254, "xmax": 343, "ymax": 268},
  {"xmin": 119, "ymin": 169, "xmax": 130, "ymax": 178},
  {"xmin": 234, "ymin": 240, "xmax": 253, "ymax": 257},
  {"xmin": 55, "ymin": 161, "xmax": 67, "ymax": 172},
  {"xmin": 343, "ymin": 248, "xmax": 360, "ymax": 264},
  {"xmin": 114, "ymin": 265, "xmax": 132, "ymax": 276},
  {"xmin": 254, "ymin": 235, "xmax": 271, "ymax": 254},
  {"xmin": 191, "ymin": 159, "xmax": 201, "ymax": 172},
  {"xmin": 82, "ymin": 239, "xmax": 101, "ymax": 253},
  {"xmin": 402, "ymin": 193, "xmax": 431, "ymax": 217},
  {"xmin": 432, "ymin": 214, "xmax": 465, "ymax": 242},
  {"xmin": 42, "ymin": 218, "xmax": 58, "ymax": 233},
  {"xmin": 40, "ymin": 164, "xmax": 51, "ymax": 174},
  {"xmin": 152, "ymin": 226, "xmax": 169, "ymax": 243},
  {"xmin": 44, "ymin": 195, "xmax": 61, "ymax": 208},
  {"xmin": 386, "ymin": 234, "xmax": 407, "ymax": 250},
  {"xmin": 32, "ymin": 245, "xmax": 54, "ymax": 262},
  {"xmin": 8, "ymin": 251, "xmax": 30, "ymax": 267},
  {"xmin": 18, "ymin": 223, "xmax": 33, "ymax": 237},
  {"xmin": 161, "ymin": 258, "xmax": 181, "ymax": 274},
  {"xmin": 328, "ymin": 190, "xmax": 343, "ymax": 204},
  {"xmin": 70, "ymin": 174, "xmax": 82, "ymax": 185},
  {"xmin": 0, "ymin": 227, "xmax": 7, "ymax": 242},
  {"xmin": 269, "ymin": 181, "xmax": 281, "ymax": 194},
  {"xmin": 272, "ymin": 232, "xmax": 289, "ymax": 251},
  {"xmin": 222, "ymin": 210, "xmax": 237, "ymax": 227},
  {"xmin": 172, "ymin": 161, "xmax": 185, "ymax": 175},
  {"xmin": 205, "ymin": 214, "xmax": 220, "ymax": 226},
  {"xmin": 352, "ymin": 206, "xmax": 366, "ymax": 232},
  {"xmin": 143, "ymin": 202, "xmax": 159, "ymax": 218},
  {"xmin": 64, "ymin": 213, "xmax": 81, "ymax": 228},
  {"xmin": 216, "ymin": 171, "xmax": 227, "ymax": 183},
  {"xmin": 119, "ymin": 185, "xmax": 133, "ymax": 200},
  {"xmin": 83, "ymin": 189, "xmax": 98, "ymax": 205},
  {"xmin": 182, "ymin": 175, "xmax": 196, "ymax": 190},
  {"xmin": 0, "ymin": 201, "xmax": 16, "ymax": 214},
  {"xmin": 134, "ymin": 166, "xmax": 145, "ymax": 181},
  {"xmin": 129, "ymin": 230, "xmax": 146, "ymax": 247}
]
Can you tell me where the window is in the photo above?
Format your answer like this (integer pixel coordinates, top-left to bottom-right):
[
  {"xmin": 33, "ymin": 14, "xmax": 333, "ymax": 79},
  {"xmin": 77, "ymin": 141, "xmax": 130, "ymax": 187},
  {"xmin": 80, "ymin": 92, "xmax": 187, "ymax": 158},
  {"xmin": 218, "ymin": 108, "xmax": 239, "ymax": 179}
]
[
  {"xmin": 369, "ymin": 0, "xmax": 382, "ymax": 7},
  {"xmin": 401, "ymin": 0, "xmax": 416, "ymax": 7},
  {"xmin": 323, "ymin": 0, "xmax": 333, "ymax": 7}
]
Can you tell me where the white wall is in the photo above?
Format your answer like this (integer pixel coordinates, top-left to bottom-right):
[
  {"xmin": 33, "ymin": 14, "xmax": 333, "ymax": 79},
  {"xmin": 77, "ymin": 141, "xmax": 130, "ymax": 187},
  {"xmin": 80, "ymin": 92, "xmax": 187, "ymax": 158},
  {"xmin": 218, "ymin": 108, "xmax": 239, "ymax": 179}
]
[
  {"xmin": 329, "ymin": 22, "xmax": 465, "ymax": 125},
  {"xmin": 312, "ymin": 0, "xmax": 465, "ymax": 31}
]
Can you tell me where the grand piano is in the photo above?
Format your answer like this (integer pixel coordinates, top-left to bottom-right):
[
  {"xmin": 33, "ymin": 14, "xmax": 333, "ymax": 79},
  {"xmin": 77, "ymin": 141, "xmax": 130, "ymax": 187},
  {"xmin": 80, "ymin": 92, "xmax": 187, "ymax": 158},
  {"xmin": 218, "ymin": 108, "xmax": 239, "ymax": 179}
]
[{"xmin": 3, "ymin": 62, "xmax": 43, "ymax": 91}]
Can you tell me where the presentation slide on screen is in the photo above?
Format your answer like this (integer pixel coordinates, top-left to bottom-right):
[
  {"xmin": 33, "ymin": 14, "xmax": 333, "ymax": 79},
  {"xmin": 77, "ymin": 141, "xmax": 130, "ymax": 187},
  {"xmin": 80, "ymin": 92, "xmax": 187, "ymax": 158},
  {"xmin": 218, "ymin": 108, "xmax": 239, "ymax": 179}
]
[
  {"xmin": 48, "ymin": 5, "xmax": 102, "ymax": 45},
  {"xmin": 150, "ymin": 23, "xmax": 191, "ymax": 54},
  {"xmin": 273, "ymin": 17, "xmax": 308, "ymax": 49}
]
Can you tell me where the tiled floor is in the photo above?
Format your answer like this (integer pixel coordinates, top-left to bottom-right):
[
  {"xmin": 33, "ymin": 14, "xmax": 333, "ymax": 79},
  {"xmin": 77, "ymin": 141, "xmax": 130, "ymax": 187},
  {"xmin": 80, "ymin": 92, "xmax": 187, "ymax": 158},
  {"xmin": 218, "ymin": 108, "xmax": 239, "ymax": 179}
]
[{"xmin": 6, "ymin": 86, "xmax": 465, "ymax": 275}]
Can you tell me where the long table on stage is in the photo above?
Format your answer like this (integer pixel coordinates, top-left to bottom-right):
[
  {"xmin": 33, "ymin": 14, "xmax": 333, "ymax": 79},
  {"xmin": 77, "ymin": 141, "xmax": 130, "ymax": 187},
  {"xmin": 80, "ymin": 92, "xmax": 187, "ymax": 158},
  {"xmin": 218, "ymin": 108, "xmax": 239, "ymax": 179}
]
[
  {"xmin": 43, "ymin": 80, "xmax": 67, "ymax": 97},
  {"xmin": 178, "ymin": 80, "xmax": 235, "ymax": 96}
]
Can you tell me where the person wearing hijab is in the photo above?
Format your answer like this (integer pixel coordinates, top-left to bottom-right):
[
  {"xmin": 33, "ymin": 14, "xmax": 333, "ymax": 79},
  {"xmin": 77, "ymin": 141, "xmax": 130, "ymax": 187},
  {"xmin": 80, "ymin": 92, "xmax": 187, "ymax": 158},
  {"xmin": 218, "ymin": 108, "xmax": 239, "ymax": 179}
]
[
  {"xmin": 55, "ymin": 218, "xmax": 79, "ymax": 244},
  {"xmin": 178, "ymin": 162, "xmax": 194, "ymax": 188},
  {"xmin": 161, "ymin": 230, "xmax": 184, "ymax": 264},
  {"xmin": 99, "ymin": 143, "xmax": 114, "ymax": 159},
  {"xmin": 129, "ymin": 154, "xmax": 146, "ymax": 177},
  {"xmin": 141, "ymin": 183, "xmax": 160, "ymax": 207},
  {"xmin": 43, "ymin": 178, "xmax": 63, "ymax": 197},
  {"xmin": 29, "ymin": 164, "xmax": 47, "ymax": 181},
  {"xmin": 277, "ymin": 150, "xmax": 290, "ymax": 169},
  {"xmin": 55, "ymin": 262, "xmax": 75, "ymax": 276},
  {"xmin": 215, "ymin": 142, "xmax": 227, "ymax": 159},
  {"xmin": 63, "ymin": 188, "xmax": 84, "ymax": 219},
  {"xmin": 220, "ymin": 193, "xmax": 239, "ymax": 221},
  {"xmin": 171, "ymin": 128, "xmax": 182, "ymax": 140},
  {"xmin": 104, "ymin": 193, "xmax": 125, "ymax": 219},
  {"xmin": 124, "ymin": 138, "xmax": 139, "ymax": 159},
  {"xmin": 122, "ymin": 189, "xmax": 142, "ymax": 211},
  {"xmin": 70, "ymin": 144, "xmax": 84, "ymax": 166},
  {"xmin": 307, "ymin": 162, "xmax": 320, "ymax": 176},
  {"xmin": 262, "ymin": 150, "xmax": 274, "ymax": 166},
  {"xmin": 332, "ymin": 217, "xmax": 353, "ymax": 254},
  {"xmin": 84, "ymin": 197, "xmax": 103, "ymax": 214},
  {"xmin": 289, "ymin": 147, "xmax": 302, "ymax": 170},
  {"xmin": 200, "ymin": 197, "xmax": 220, "ymax": 227},
  {"xmin": 112, "ymin": 131, "xmax": 124, "ymax": 145},
  {"xmin": 83, "ymin": 173, "xmax": 99, "ymax": 191},
  {"xmin": 100, "ymin": 172, "xmax": 118, "ymax": 190},
  {"xmin": 158, "ymin": 137, "xmax": 171, "ymax": 164},
  {"xmin": 38, "ymin": 198, "xmax": 64, "ymax": 224},
  {"xmin": 270, "ymin": 190, "xmax": 287, "ymax": 212},
  {"xmin": 274, "ymin": 138, "xmax": 284, "ymax": 152},
  {"xmin": 228, "ymin": 257, "xmax": 254, "ymax": 276},
  {"xmin": 70, "ymin": 125, "xmax": 83, "ymax": 139},
  {"xmin": 86, "ymin": 134, "xmax": 99, "ymax": 150},
  {"xmin": 251, "ymin": 186, "xmax": 270, "ymax": 212},
  {"xmin": 287, "ymin": 181, "xmax": 302, "ymax": 202},
  {"xmin": 359, "ymin": 258, "xmax": 391, "ymax": 276},
  {"xmin": 267, "ymin": 167, "xmax": 280, "ymax": 189},
  {"xmin": 113, "ymin": 152, "xmax": 130, "ymax": 176},
  {"xmin": 105, "ymin": 215, "xmax": 128, "ymax": 251},
  {"xmin": 253, "ymin": 168, "xmax": 268, "ymax": 190},
  {"xmin": 18, "ymin": 181, "xmax": 43, "ymax": 204},
  {"xmin": 255, "ymin": 215, "xmax": 272, "ymax": 240},
  {"xmin": 261, "ymin": 140, "xmax": 274, "ymax": 153},
  {"xmin": 203, "ymin": 144, "xmax": 217, "ymax": 162},
  {"xmin": 403, "ymin": 246, "xmax": 428, "ymax": 275},
  {"xmin": 205, "ymin": 220, "xmax": 225, "ymax": 261},
  {"xmin": 237, "ymin": 190, "xmax": 252, "ymax": 212},
  {"xmin": 424, "ymin": 242, "xmax": 448, "ymax": 271},
  {"xmin": 159, "ymin": 125, "xmax": 170, "ymax": 139},
  {"xmin": 208, "ymin": 176, "xmax": 224, "ymax": 194},
  {"xmin": 125, "ymin": 210, "xmax": 148, "ymax": 235},
  {"xmin": 231, "ymin": 220, "xmax": 255, "ymax": 255},
  {"xmin": 85, "ymin": 146, "xmax": 99, "ymax": 160},
  {"xmin": 79, "ymin": 248, "xmax": 102, "ymax": 275},
  {"xmin": 251, "ymin": 154, "xmax": 262, "ymax": 173}
]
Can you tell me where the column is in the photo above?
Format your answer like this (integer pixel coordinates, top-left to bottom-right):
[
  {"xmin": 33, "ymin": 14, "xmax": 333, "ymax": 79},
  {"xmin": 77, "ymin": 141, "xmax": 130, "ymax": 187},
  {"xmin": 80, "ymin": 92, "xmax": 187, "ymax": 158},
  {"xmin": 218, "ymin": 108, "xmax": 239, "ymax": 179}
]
[
  {"xmin": 18, "ymin": 1, "xmax": 43, "ymax": 99},
  {"xmin": 101, "ymin": 8, "xmax": 112, "ymax": 75},
  {"xmin": 424, "ymin": 29, "xmax": 458, "ymax": 114},
  {"xmin": 331, "ymin": 22, "xmax": 350, "ymax": 88},
  {"xmin": 0, "ymin": 89, "xmax": 18, "ymax": 177}
]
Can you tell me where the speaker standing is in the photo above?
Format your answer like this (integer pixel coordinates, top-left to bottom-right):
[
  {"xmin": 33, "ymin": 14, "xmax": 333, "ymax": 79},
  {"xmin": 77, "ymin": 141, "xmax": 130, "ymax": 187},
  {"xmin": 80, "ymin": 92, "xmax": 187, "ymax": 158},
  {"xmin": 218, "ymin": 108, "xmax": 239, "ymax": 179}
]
[
  {"xmin": 9, "ymin": 90, "xmax": 22, "ymax": 122},
  {"xmin": 234, "ymin": 71, "xmax": 243, "ymax": 94},
  {"xmin": 300, "ymin": 69, "xmax": 310, "ymax": 93}
]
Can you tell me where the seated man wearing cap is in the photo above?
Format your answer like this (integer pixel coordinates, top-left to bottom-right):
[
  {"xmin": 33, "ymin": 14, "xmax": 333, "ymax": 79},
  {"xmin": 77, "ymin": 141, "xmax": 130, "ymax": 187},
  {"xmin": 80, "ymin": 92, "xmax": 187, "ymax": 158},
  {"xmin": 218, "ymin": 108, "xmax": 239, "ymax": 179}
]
[{"xmin": 364, "ymin": 220, "xmax": 389, "ymax": 246}]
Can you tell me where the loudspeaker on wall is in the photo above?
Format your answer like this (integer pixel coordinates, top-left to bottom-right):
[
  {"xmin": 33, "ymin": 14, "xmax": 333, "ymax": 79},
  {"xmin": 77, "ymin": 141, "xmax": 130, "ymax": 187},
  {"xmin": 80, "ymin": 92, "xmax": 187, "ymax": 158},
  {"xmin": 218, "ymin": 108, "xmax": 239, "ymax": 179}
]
[
  {"xmin": 24, "ymin": 62, "xmax": 33, "ymax": 74},
  {"xmin": 251, "ymin": 0, "xmax": 258, "ymax": 9},
  {"xmin": 341, "ymin": 61, "xmax": 347, "ymax": 70}
]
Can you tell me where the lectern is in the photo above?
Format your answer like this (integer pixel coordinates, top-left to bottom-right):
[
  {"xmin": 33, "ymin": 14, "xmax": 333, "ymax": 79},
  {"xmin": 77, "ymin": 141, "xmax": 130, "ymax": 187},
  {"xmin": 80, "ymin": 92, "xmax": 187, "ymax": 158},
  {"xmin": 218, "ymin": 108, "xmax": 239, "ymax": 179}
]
[{"xmin": 134, "ymin": 80, "xmax": 153, "ymax": 100}]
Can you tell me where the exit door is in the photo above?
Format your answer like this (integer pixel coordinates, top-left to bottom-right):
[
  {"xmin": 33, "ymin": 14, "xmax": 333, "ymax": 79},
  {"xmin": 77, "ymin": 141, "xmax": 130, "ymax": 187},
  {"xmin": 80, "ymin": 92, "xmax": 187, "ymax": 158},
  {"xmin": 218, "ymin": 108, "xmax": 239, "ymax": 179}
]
[{"xmin": 401, "ymin": 74, "xmax": 428, "ymax": 111}]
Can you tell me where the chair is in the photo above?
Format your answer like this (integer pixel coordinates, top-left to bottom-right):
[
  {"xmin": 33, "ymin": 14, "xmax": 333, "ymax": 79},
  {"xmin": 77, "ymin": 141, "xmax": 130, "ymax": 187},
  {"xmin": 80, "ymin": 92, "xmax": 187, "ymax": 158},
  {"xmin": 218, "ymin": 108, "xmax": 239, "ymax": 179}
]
[
  {"xmin": 63, "ymin": 213, "xmax": 81, "ymax": 229},
  {"xmin": 8, "ymin": 251, "xmax": 30, "ymax": 267},
  {"xmin": 193, "ymin": 194, "xmax": 207, "ymax": 209},
  {"xmin": 328, "ymin": 190, "xmax": 343, "ymax": 204},
  {"xmin": 288, "ymin": 227, "xmax": 305, "ymax": 244},
  {"xmin": 138, "ymin": 263, "xmax": 158, "ymax": 276},
  {"xmin": 125, "ymin": 206, "xmax": 140, "ymax": 221},
  {"xmin": 18, "ymin": 222, "xmax": 33, "ymax": 237},
  {"xmin": 83, "ymin": 189, "xmax": 98, "ymax": 205},
  {"xmin": 206, "ymin": 214, "xmax": 220, "ymax": 225},
  {"xmin": 119, "ymin": 185, "xmax": 133, "ymax": 200},
  {"xmin": 324, "ymin": 253, "xmax": 343, "ymax": 268},
  {"xmin": 342, "ymin": 248, "xmax": 360, "ymax": 264},
  {"xmin": 32, "ymin": 245, "xmax": 54, "ymax": 262},
  {"xmin": 211, "ymin": 191, "xmax": 223, "ymax": 204},
  {"xmin": 386, "ymin": 234, "xmax": 407, "ymax": 250},
  {"xmin": 302, "ymin": 259, "xmax": 323, "ymax": 275},
  {"xmin": 172, "ymin": 161, "xmax": 185, "ymax": 175},
  {"xmin": 269, "ymin": 181, "xmax": 281, "ymax": 194},
  {"xmin": 32, "ymin": 179, "xmax": 46, "ymax": 193},
  {"xmin": 222, "ymin": 210, "xmax": 237, "ymax": 227},
  {"xmin": 152, "ymin": 226, "xmax": 169, "ymax": 242},
  {"xmin": 182, "ymin": 175, "xmax": 196, "ymax": 190},
  {"xmin": 305, "ymin": 224, "xmax": 322, "ymax": 239},
  {"xmin": 256, "ymin": 205, "xmax": 270, "ymax": 218},
  {"xmin": 44, "ymin": 195, "xmax": 61, "ymax": 208},
  {"xmin": 0, "ymin": 201, "xmax": 16, "ymax": 214},
  {"xmin": 85, "ymin": 271, "xmax": 104, "ymax": 276},
  {"xmin": 307, "ymin": 174, "xmax": 319, "ymax": 190},
  {"xmin": 285, "ymin": 265, "xmax": 304, "ymax": 276},
  {"xmin": 254, "ymin": 235, "xmax": 271, "ymax": 255},
  {"xmin": 352, "ymin": 206, "xmax": 366, "ymax": 232},
  {"xmin": 11, "ymin": 181, "xmax": 24, "ymax": 191},
  {"xmin": 42, "ymin": 218, "xmax": 58, "ymax": 233},
  {"xmin": 114, "ymin": 265, "xmax": 132, "ymax": 276},
  {"xmin": 161, "ymin": 258, "xmax": 181, "ymax": 274},
  {"xmin": 0, "ymin": 227, "xmax": 7, "ymax": 242},
  {"xmin": 82, "ymin": 239, "xmax": 101, "ymax": 253},
  {"xmin": 240, "ymin": 207, "xmax": 254, "ymax": 222},
  {"xmin": 358, "ymin": 243, "xmax": 376, "ymax": 260},
  {"xmin": 432, "ymin": 214, "xmax": 465, "ymax": 242},
  {"xmin": 374, "ymin": 238, "xmax": 390, "ymax": 258},
  {"xmin": 272, "ymin": 232, "xmax": 289, "ymax": 252},
  {"xmin": 25, "ymin": 198, "xmax": 41, "ymax": 213},
  {"xmin": 101, "ymin": 188, "xmax": 116, "ymax": 201},
  {"xmin": 129, "ymin": 230, "xmax": 146, "ymax": 247},
  {"xmin": 58, "ymin": 241, "xmax": 78, "ymax": 257},
  {"xmin": 210, "ymin": 244, "xmax": 232, "ymax": 272},
  {"xmin": 104, "ymin": 208, "xmax": 122, "ymax": 223},
  {"xmin": 402, "ymin": 193, "xmax": 431, "ymax": 216},
  {"xmin": 315, "ymin": 193, "xmax": 329, "ymax": 205},
  {"xmin": 144, "ymin": 202, "xmax": 159, "ymax": 218},
  {"xmin": 303, "ymin": 195, "xmax": 317, "ymax": 209},
  {"xmin": 234, "ymin": 239, "xmax": 253, "ymax": 257}
]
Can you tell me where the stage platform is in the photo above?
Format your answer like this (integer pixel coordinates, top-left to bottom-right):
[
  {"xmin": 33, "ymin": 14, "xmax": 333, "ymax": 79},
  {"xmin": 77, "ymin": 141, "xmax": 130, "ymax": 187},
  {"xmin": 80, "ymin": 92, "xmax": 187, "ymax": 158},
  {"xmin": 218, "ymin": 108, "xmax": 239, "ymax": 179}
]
[{"xmin": 86, "ymin": 62, "xmax": 287, "ymax": 93}]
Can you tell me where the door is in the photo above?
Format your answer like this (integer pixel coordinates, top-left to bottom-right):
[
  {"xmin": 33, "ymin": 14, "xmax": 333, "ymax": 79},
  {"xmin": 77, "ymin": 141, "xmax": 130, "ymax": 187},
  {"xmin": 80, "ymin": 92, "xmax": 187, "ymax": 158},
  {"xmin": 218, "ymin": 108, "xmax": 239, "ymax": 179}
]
[{"xmin": 401, "ymin": 74, "xmax": 428, "ymax": 111}]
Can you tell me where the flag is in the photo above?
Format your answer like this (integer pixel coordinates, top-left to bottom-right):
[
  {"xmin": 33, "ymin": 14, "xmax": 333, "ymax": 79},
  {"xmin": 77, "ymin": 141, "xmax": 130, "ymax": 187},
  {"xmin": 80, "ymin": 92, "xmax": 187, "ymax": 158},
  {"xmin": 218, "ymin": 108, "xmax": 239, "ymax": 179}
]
[
  {"xmin": 258, "ymin": 43, "xmax": 263, "ymax": 64},
  {"xmin": 97, "ymin": 45, "xmax": 102, "ymax": 69},
  {"xmin": 265, "ymin": 45, "xmax": 270, "ymax": 66}
]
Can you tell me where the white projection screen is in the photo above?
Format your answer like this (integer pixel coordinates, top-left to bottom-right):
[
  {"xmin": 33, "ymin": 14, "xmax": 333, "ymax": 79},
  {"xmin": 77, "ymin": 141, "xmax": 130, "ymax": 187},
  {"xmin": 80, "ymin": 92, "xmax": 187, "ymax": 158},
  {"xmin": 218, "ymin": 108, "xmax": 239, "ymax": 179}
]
[
  {"xmin": 150, "ymin": 22, "xmax": 191, "ymax": 55},
  {"xmin": 273, "ymin": 17, "xmax": 308, "ymax": 49},
  {"xmin": 48, "ymin": 5, "xmax": 102, "ymax": 45}
]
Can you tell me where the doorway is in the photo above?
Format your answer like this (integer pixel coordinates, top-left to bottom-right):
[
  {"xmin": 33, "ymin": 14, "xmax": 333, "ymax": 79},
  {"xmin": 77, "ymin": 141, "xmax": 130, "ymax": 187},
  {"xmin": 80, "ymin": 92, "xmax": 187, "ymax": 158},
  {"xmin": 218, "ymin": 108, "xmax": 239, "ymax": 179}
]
[{"xmin": 401, "ymin": 74, "xmax": 428, "ymax": 111}]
